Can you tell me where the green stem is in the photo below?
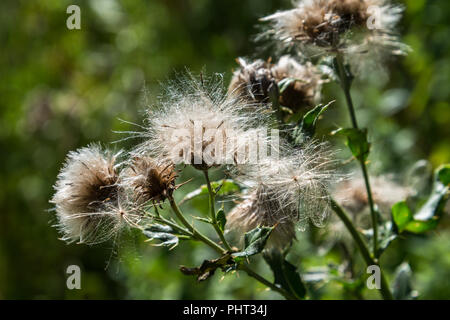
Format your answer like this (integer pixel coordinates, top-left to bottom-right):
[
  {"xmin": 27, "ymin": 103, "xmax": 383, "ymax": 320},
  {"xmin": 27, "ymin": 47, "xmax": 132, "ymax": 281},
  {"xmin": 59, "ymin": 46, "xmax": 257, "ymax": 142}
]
[
  {"xmin": 168, "ymin": 196, "xmax": 295, "ymax": 300},
  {"xmin": 335, "ymin": 53, "xmax": 379, "ymax": 257},
  {"xmin": 169, "ymin": 197, "xmax": 226, "ymax": 254},
  {"xmin": 239, "ymin": 264, "xmax": 297, "ymax": 300},
  {"xmin": 154, "ymin": 216, "xmax": 193, "ymax": 238},
  {"xmin": 331, "ymin": 199, "xmax": 393, "ymax": 300},
  {"xmin": 331, "ymin": 199, "xmax": 373, "ymax": 265},
  {"xmin": 203, "ymin": 170, "xmax": 233, "ymax": 251}
]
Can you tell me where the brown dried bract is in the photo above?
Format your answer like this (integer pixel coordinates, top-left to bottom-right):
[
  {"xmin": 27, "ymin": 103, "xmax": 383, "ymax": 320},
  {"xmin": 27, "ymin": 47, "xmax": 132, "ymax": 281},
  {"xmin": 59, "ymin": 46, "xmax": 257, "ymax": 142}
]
[{"xmin": 127, "ymin": 157, "xmax": 178, "ymax": 204}]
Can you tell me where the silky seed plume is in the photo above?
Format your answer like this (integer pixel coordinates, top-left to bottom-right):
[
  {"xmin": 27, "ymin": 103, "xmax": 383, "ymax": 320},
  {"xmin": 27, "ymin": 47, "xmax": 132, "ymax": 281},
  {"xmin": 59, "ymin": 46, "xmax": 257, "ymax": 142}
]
[{"xmin": 50, "ymin": 144, "xmax": 142, "ymax": 244}]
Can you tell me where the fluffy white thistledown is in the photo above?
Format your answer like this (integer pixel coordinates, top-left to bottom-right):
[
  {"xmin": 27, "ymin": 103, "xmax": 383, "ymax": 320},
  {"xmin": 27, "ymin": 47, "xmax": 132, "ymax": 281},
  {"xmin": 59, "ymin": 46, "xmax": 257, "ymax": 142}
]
[
  {"xmin": 259, "ymin": 0, "xmax": 410, "ymax": 73},
  {"xmin": 134, "ymin": 73, "xmax": 272, "ymax": 169},
  {"xmin": 51, "ymin": 145, "xmax": 143, "ymax": 244},
  {"xmin": 227, "ymin": 142, "xmax": 338, "ymax": 248},
  {"xmin": 229, "ymin": 56, "xmax": 326, "ymax": 111}
]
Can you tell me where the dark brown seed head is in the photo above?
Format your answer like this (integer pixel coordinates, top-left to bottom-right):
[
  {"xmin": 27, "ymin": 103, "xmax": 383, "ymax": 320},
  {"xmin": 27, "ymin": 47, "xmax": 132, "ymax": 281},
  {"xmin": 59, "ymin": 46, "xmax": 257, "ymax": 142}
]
[
  {"xmin": 127, "ymin": 157, "xmax": 178, "ymax": 204},
  {"xmin": 228, "ymin": 58, "xmax": 276, "ymax": 104}
]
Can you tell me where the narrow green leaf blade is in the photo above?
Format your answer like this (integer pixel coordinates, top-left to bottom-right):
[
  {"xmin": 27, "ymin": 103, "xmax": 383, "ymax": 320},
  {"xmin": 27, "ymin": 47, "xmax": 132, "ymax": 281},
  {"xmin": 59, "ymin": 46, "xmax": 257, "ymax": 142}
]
[
  {"xmin": 216, "ymin": 207, "xmax": 226, "ymax": 232},
  {"xmin": 180, "ymin": 179, "xmax": 241, "ymax": 204},
  {"xmin": 294, "ymin": 101, "xmax": 334, "ymax": 144}
]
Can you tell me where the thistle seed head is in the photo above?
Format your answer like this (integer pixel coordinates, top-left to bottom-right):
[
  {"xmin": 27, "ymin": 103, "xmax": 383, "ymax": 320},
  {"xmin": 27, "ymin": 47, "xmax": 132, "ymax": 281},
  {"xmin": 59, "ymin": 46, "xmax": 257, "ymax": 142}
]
[
  {"xmin": 229, "ymin": 56, "xmax": 324, "ymax": 112},
  {"xmin": 271, "ymin": 56, "xmax": 324, "ymax": 111},
  {"xmin": 260, "ymin": 0, "xmax": 410, "ymax": 72},
  {"xmin": 228, "ymin": 58, "xmax": 276, "ymax": 104},
  {"xmin": 134, "ymin": 72, "xmax": 271, "ymax": 169},
  {"xmin": 51, "ymin": 144, "xmax": 143, "ymax": 244},
  {"xmin": 333, "ymin": 174, "xmax": 411, "ymax": 215},
  {"xmin": 227, "ymin": 188, "xmax": 297, "ymax": 249},
  {"xmin": 228, "ymin": 141, "xmax": 338, "ymax": 248},
  {"xmin": 121, "ymin": 157, "xmax": 178, "ymax": 204}
]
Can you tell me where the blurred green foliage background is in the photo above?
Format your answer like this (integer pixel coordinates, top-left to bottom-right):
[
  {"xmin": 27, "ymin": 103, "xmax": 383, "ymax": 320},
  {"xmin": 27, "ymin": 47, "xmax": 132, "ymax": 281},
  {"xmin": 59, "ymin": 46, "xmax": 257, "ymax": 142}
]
[{"xmin": 0, "ymin": 0, "xmax": 449, "ymax": 299}]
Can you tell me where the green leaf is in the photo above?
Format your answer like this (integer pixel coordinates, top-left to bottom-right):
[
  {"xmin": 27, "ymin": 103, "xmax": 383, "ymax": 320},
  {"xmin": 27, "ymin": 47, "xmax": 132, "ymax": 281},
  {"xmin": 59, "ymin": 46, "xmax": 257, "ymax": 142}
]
[
  {"xmin": 294, "ymin": 101, "xmax": 334, "ymax": 144},
  {"xmin": 404, "ymin": 219, "xmax": 439, "ymax": 233},
  {"xmin": 362, "ymin": 220, "xmax": 397, "ymax": 257},
  {"xmin": 391, "ymin": 165, "xmax": 449, "ymax": 234},
  {"xmin": 378, "ymin": 222, "xmax": 398, "ymax": 256},
  {"xmin": 437, "ymin": 165, "xmax": 450, "ymax": 185},
  {"xmin": 216, "ymin": 207, "xmax": 226, "ymax": 232},
  {"xmin": 332, "ymin": 127, "xmax": 371, "ymax": 162},
  {"xmin": 392, "ymin": 262, "xmax": 416, "ymax": 300},
  {"xmin": 392, "ymin": 201, "xmax": 413, "ymax": 232},
  {"xmin": 143, "ymin": 224, "xmax": 179, "ymax": 249},
  {"xmin": 278, "ymin": 78, "xmax": 306, "ymax": 94},
  {"xmin": 233, "ymin": 226, "xmax": 273, "ymax": 259},
  {"xmin": 413, "ymin": 164, "xmax": 449, "ymax": 222},
  {"xmin": 192, "ymin": 216, "xmax": 213, "ymax": 224},
  {"xmin": 180, "ymin": 179, "xmax": 240, "ymax": 204},
  {"xmin": 263, "ymin": 250, "xmax": 307, "ymax": 299}
]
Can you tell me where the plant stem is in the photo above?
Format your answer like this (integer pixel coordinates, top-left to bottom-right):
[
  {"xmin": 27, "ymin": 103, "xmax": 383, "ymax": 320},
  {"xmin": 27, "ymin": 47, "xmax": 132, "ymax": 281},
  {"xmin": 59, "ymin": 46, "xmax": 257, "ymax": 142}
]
[
  {"xmin": 335, "ymin": 53, "xmax": 379, "ymax": 257},
  {"xmin": 239, "ymin": 264, "xmax": 297, "ymax": 300},
  {"xmin": 331, "ymin": 199, "xmax": 372, "ymax": 265},
  {"xmin": 203, "ymin": 170, "xmax": 233, "ymax": 251},
  {"xmin": 169, "ymin": 197, "xmax": 226, "ymax": 254},
  {"xmin": 331, "ymin": 199, "xmax": 393, "ymax": 300},
  {"xmin": 168, "ymin": 196, "xmax": 295, "ymax": 300},
  {"xmin": 154, "ymin": 216, "xmax": 193, "ymax": 237}
]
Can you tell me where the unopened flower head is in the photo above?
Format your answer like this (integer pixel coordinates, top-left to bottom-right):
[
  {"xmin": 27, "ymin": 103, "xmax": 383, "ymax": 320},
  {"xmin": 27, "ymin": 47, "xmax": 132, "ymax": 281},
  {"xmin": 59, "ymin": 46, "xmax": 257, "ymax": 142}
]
[
  {"xmin": 260, "ymin": 0, "xmax": 410, "ymax": 72},
  {"xmin": 229, "ymin": 56, "xmax": 325, "ymax": 112},
  {"xmin": 136, "ymin": 72, "xmax": 275, "ymax": 169},
  {"xmin": 227, "ymin": 141, "xmax": 337, "ymax": 248},
  {"xmin": 51, "ymin": 145, "xmax": 143, "ymax": 244},
  {"xmin": 121, "ymin": 156, "xmax": 178, "ymax": 205}
]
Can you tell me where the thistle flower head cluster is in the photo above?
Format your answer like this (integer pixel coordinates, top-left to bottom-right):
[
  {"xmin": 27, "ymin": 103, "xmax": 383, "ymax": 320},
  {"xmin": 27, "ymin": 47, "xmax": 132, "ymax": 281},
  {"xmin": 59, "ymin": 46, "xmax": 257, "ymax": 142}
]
[
  {"xmin": 51, "ymin": 70, "xmax": 338, "ymax": 249},
  {"xmin": 229, "ymin": 56, "xmax": 325, "ymax": 112},
  {"xmin": 51, "ymin": 145, "xmax": 178, "ymax": 244},
  {"xmin": 260, "ymin": 0, "xmax": 410, "ymax": 72},
  {"xmin": 227, "ymin": 142, "xmax": 337, "ymax": 247}
]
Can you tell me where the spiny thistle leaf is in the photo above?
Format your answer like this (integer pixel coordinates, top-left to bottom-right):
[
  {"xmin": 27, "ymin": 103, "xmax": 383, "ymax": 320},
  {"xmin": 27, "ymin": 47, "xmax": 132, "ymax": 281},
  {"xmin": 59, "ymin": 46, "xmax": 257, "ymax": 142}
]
[
  {"xmin": 143, "ymin": 224, "xmax": 180, "ymax": 249},
  {"xmin": 233, "ymin": 226, "xmax": 273, "ymax": 259}
]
